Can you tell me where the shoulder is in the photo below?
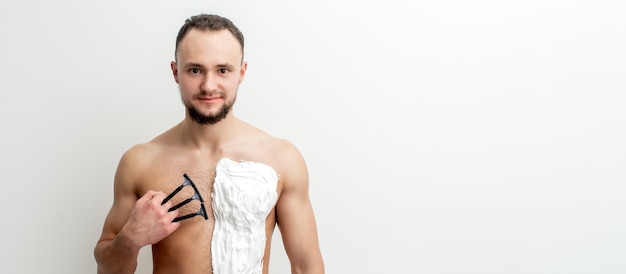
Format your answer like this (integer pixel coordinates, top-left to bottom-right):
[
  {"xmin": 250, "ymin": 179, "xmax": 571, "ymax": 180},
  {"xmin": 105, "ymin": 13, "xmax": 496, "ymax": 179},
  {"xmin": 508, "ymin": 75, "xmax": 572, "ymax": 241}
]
[
  {"xmin": 263, "ymin": 136, "xmax": 301, "ymax": 156},
  {"xmin": 114, "ymin": 141, "xmax": 162, "ymax": 188},
  {"xmin": 240, "ymin": 121, "xmax": 300, "ymax": 155},
  {"xmin": 237, "ymin": 121, "xmax": 303, "ymax": 161},
  {"xmin": 235, "ymin": 121, "xmax": 309, "ymax": 184},
  {"xmin": 118, "ymin": 142, "xmax": 159, "ymax": 169},
  {"xmin": 247, "ymin": 128, "xmax": 304, "ymax": 167},
  {"xmin": 114, "ymin": 144, "xmax": 147, "ymax": 182},
  {"xmin": 118, "ymin": 125, "xmax": 179, "ymax": 170},
  {"xmin": 260, "ymin": 137, "xmax": 309, "ymax": 189}
]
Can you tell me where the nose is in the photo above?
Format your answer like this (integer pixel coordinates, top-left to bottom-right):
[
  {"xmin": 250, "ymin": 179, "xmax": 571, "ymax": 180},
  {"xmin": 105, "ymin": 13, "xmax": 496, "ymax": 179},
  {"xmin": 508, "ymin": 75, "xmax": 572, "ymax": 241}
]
[{"xmin": 201, "ymin": 72, "xmax": 218, "ymax": 92}]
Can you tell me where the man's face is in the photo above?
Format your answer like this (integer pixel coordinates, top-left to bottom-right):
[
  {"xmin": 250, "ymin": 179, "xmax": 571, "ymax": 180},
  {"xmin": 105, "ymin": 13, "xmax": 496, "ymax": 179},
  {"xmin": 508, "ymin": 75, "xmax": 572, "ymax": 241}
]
[{"xmin": 171, "ymin": 29, "xmax": 247, "ymax": 125}]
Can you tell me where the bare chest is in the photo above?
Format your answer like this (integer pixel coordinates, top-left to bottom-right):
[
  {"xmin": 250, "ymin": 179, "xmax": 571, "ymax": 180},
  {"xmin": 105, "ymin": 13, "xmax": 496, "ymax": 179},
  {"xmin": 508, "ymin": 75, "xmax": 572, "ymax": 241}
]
[{"xmin": 139, "ymin": 153, "xmax": 280, "ymax": 273}]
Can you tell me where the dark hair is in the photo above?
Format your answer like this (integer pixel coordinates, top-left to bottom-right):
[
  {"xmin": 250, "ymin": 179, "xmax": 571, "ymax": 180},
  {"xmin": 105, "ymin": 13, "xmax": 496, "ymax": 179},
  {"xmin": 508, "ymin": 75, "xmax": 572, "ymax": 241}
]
[{"xmin": 175, "ymin": 14, "xmax": 245, "ymax": 60}]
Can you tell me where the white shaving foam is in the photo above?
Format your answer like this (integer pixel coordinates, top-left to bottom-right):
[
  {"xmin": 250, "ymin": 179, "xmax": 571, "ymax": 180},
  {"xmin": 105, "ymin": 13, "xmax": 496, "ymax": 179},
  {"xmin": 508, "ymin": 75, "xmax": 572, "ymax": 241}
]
[{"xmin": 211, "ymin": 158, "xmax": 278, "ymax": 274}]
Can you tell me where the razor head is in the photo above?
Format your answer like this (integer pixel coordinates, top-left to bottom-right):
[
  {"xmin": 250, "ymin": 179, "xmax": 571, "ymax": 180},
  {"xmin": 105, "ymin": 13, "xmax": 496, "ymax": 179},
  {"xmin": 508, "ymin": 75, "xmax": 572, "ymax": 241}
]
[
  {"xmin": 164, "ymin": 173, "xmax": 209, "ymax": 222},
  {"xmin": 183, "ymin": 174, "xmax": 204, "ymax": 203},
  {"xmin": 199, "ymin": 203, "xmax": 208, "ymax": 220}
]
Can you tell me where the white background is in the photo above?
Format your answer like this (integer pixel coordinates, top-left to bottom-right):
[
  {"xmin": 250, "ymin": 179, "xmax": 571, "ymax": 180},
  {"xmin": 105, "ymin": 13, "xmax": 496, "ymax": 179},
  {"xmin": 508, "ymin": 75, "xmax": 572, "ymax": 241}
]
[{"xmin": 1, "ymin": 0, "xmax": 625, "ymax": 273}]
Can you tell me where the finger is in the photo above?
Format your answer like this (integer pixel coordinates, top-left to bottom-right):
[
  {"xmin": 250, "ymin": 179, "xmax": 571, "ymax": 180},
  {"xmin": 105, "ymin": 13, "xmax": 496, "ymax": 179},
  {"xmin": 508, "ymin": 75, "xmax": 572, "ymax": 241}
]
[
  {"xmin": 150, "ymin": 192, "xmax": 168, "ymax": 205},
  {"xmin": 161, "ymin": 200, "xmax": 174, "ymax": 210},
  {"xmin": 166, "ymin": 209, "xmax": 179, "ymax": 220},
  {"xmin": 164, "ymin": 209, "xmax": 180, "ymax": 224},
  {"xmin": 137, "ymin": 190, "xmax": 158, "ymax": 202},
  {"xmin": 165, "ymin": 218, "xmax": 181, "ymax": 233}
]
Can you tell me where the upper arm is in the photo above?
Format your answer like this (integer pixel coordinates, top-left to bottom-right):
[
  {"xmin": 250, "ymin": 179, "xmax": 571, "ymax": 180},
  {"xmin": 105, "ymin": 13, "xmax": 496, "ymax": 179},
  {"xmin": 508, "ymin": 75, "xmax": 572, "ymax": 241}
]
[
  {"xmin": 274, "ymin": 141, "xmax": 324, "ymax": 272},
  {"xmin": 96, "ymin": 146, "xmax": 144, "ymax": 244}
]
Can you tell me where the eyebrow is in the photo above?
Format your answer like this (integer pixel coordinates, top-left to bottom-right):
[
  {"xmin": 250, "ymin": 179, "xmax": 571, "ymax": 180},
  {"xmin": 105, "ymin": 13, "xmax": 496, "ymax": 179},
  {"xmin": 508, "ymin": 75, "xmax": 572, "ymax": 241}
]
[
  {"xmin": 183, "ymin": 62, "xmax": 205, "ymax": 68},
  {"xmin": 183, "ymin": 62, "xmax": 235, "ymax": 69},
  {"xmin": 215, "ymin": 63, "xmax": 235, "ymax": 69}
]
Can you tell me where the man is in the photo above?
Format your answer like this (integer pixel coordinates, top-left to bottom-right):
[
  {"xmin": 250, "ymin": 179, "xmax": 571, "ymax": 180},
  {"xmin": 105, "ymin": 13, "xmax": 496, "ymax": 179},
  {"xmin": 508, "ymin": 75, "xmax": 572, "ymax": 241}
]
[{"xmin": 94, "ymin": 14, "xmax": 325, "ymax": 274}]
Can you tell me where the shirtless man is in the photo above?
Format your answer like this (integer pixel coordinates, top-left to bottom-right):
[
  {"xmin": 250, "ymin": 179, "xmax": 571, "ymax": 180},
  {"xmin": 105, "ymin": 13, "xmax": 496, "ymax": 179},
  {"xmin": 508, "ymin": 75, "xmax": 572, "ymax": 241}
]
[{"xmin": 94, "ymin": 14, "xmax": 325, "ymax": 274}]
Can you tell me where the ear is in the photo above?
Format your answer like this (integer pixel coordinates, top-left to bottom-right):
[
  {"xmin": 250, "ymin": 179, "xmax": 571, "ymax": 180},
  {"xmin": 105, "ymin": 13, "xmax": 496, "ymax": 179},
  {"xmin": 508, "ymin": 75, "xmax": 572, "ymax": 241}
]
[
  {"xmin": 238, "ymin": 61, "xmax": 248, "ymax": 84},
  {"xmin": 171, "ymin": 61, "xmax": 179, "ymax": 84}
]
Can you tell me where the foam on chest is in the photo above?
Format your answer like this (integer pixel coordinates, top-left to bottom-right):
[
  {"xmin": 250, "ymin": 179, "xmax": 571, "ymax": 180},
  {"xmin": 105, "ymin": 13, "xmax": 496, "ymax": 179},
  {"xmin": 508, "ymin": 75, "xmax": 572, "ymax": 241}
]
[{"xmin": 210, "ymin": 158, "xmax": 278, "ymax": 274}]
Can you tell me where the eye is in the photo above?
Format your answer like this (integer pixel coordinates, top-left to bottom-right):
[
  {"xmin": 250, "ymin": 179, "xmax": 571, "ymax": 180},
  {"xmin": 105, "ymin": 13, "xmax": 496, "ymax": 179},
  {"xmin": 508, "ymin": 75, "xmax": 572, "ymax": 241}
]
[
  {"xmin": 218, "ymin": 68, "xmax": 229, "ymax": 74},
  {"xmin": 189, "ymin": 68, "xmax": 201, "ymax": 74}
]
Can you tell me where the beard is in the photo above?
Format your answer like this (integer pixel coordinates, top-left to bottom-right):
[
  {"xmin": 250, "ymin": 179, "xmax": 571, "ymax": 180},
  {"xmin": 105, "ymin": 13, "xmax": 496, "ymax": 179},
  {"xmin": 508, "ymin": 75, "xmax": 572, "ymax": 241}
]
[{"xmin": 184, "ymin": 95, "xmax": 236, "ymax": 125}]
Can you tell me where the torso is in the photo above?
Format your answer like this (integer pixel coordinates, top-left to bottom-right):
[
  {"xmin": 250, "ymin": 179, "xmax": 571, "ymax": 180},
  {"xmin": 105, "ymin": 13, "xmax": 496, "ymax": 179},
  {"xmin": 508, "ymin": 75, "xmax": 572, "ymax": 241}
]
[{"xmin": 132, "ymin": 124, "xmax": 284, "ymax": 274}]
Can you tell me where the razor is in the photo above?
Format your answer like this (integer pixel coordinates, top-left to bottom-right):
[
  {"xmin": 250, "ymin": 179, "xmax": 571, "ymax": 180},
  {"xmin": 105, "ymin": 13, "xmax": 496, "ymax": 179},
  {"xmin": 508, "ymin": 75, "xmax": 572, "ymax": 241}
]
[{"xmin": 161, "ymin": 173, "xmax": 209, "ymax": 222}]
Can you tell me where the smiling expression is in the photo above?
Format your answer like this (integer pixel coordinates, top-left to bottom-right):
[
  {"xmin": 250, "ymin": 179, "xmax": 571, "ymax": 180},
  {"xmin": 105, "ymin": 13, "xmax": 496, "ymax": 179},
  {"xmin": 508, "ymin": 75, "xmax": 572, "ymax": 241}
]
[{"xmin": 171, "ymin": 29, "xmax": 247, "ymax": 124}]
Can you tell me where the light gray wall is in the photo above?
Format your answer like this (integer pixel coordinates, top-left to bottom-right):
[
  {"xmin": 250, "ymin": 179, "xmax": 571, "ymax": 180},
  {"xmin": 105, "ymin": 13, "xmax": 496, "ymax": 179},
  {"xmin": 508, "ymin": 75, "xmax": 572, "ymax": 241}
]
[{"xmin": 1, "ymin": 0, "xmax": 625, "ymax": 273}]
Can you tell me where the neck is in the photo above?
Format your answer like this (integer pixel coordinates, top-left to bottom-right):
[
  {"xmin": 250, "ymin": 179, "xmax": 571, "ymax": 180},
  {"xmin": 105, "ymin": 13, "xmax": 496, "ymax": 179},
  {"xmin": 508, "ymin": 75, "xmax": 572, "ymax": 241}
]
[{"xmin": 178, "ymin": 113, "xmax": 240, "ymax": 152}]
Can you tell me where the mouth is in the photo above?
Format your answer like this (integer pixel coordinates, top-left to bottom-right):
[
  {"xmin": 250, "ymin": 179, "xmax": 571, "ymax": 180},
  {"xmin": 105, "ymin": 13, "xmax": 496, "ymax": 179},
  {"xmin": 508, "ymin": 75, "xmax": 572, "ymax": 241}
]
[{"xmin": 196, "ymin": 96, "xmax": 223, "ymax": 103}]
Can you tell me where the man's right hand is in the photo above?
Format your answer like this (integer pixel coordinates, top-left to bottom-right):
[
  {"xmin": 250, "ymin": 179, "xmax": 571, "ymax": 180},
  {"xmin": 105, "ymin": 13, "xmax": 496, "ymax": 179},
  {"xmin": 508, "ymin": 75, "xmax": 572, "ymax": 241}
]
[{"xmin": 118, "ymin": 190, "xmax": 181, "ymax": 248}]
